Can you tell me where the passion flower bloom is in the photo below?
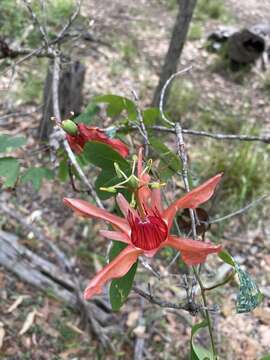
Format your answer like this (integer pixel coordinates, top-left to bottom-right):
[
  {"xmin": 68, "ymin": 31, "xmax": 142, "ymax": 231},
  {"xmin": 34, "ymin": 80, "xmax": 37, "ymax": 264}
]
[
  {"xmin": 63, "ymin": 152, "xmax": 223, "ymax": 300},
  {"xmin": 66, "ymin": 123, "xmax": 129, "ymax": 158}
]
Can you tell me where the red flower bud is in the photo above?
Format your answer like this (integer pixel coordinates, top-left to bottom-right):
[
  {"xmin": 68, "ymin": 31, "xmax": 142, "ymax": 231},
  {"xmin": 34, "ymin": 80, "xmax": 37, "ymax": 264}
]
[{"xmin": 66, "ymin": 124, "xmax": 129, "ymax": 157}]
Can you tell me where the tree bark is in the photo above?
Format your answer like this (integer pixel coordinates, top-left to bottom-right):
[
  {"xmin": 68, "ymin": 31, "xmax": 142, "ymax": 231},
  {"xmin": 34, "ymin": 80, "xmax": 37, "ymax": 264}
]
[
  {"xmin": 39, "ymin": 60, "xmax": 85, "ymax": 140},
  {"xmin": 152, "ymin": 0, "xmax": 197, "ymax": 107}
]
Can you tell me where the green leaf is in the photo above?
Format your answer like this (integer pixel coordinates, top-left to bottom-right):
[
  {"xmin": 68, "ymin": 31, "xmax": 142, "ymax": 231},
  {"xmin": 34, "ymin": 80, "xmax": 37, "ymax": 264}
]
[
  {"xmin": 219, "ymin": 250, "xmax": 262, "ymax": 313},
  {"xmin": 149, "ymin": 137, "xmax": 180, "ymax": 180},
  {"xmin": 191, "ymin": 320, "xmax": 214, "ymax": 360},
  {"xmin": 82, "ymin": 141, "xmax": 129, "ymax": 170},
  {"xmin": 95, "ymin": 170, "xmax": 121, "ymax": 200},
  {"xmin": 73, "ymin": 102, "xmax": 99, "ymax": 124},
  {"xmin": 0, "ymin": 134, "xmax": 26, "ymax": 153},
  {"xmin": 260, "ymin": 355, "xmax": 270, "ymax": 360},
  {"xmin": 21, "ymin": 167, "xmax": 54, "ymax": 191},
  {"xmin": 93, "ymin": 94, "xmax": 137, "ymax": 119},
  {"xmin": 218, "ymin": 249, "xmax": 235, "ymax": 267},
  {"xmin": 109, "ymin": 241, "xmax": 138, "ymax": 311},
  {"xmin": 235, "ymin": 263, "xmax": 263, "ymax": 313},
  {"xmin": 142, "ymin": 108, "xmax": 162, "ymax": 126},
  {"xmin": 0, "ymin": 157, "xmax": 20, "ymax": 188}
]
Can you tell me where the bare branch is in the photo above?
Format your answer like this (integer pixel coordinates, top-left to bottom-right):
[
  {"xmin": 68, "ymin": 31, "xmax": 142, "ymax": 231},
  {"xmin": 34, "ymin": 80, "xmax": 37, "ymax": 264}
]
[
  {"xmin": 131, "ymin": 89, "xmax": 149, "ymax": 156},
  {"xmin": 159, "ymin": 66, "xmax": 192, "ymax": 127},
  {"xmin": 209, "ymin": 194, "xmax": 270, "ymax": 224},
  {"xmin": 22, "ymin": 0, "xmax": 49, "ymax": 47},
  {"xmin": 52, "ymin": 53, "xmax": 104, "ymax": 209},
  {"xmin": 133, "ymin": 286, "xmax": 200, "ymax": 314},
  {"xmin": 0, "ymin": 105, "xmax": 42, "ymax": 124},
  {"xmin": 159, "ymin": 67, "xmax": 197, "ymax": 238},
  {"xmin": 51, "ymin": 0, "xmax": 82, "ymax": 45},
  {"xmin": 114, "ymin": 124, "xmax": 270, "ymax": 145},
  {"xmin": 0, "ymin": 46, "xmax": 54, "ymax": 60},
  {"xmin": 159, "ymin": 69, "xmax": 217, "ymax": 356}
]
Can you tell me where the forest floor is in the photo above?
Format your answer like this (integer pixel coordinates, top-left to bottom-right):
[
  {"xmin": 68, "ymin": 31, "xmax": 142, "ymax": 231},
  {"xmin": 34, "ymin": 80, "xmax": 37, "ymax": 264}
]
[{"xmin": 1, "ymin": 0, "xmax": 270, "ymax": 359}]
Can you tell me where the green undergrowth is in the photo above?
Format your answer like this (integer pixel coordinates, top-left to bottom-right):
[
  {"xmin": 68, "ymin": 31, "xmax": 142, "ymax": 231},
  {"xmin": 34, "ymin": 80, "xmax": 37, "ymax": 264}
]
[
  {"xmin": 165, "ymin": 0, "xmax": 228, "ymax": 20},
  {"xmin": 18, "ymin": 59, "xmax": 47, "ymax": 103},
  {"xmin": 188, "ymin": 22, "xmax": 203, "ymax": 41},
  {"xmin": 194, "ymin": 138, "xmax": 270, "ymax": 227},
  {"xmin": 196, "ymin": 98, "xmax": 252, "ymax": 134},
  {"xmin": 165, "ymin": 79, "xmax": 200, "ymax": 122},
  {"xmin": 156, "ymin": 87, "xmax": 269, "ymax": 232},
  {"xmin": 0, "ymin": 0, "xmax": 78, "ymax": 47},
  {"xmin": 195, "ymin": 0, "xmax": 229, "ymax": 22},
  {"xmin": 209, "ymin": 56, "xmax": 253, "ymax": 85},
  {"xmin": 262, "ymin": 71, "xmax": 270, "ymax": 94}
]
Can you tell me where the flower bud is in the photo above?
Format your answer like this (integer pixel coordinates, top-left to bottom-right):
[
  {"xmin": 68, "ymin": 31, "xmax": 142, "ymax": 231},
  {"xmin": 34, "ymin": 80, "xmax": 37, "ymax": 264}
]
[
  {"xmin": 62, "ymin": 120, "xmax": 78, "ymax": 136},
  {"xmin": 99, "ymin": 186, "xmax": 117, "ymax": 193},
  {"xmin": 150, "ymin": 182, "xmax": 166, "ymax": 189}
]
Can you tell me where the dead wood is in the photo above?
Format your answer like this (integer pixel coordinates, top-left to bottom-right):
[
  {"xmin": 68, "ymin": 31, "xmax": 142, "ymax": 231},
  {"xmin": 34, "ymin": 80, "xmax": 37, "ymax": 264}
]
[
  {"xmin": 0, "ymin": 230, "xmax": 121, "ymax": 345},
  {"xmin": 208, "ymin": 24, "xmax": 270, "ymax": 65}
]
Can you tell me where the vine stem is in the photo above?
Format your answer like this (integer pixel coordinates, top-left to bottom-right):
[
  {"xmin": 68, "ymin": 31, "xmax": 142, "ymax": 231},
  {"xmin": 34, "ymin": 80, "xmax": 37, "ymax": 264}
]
[
  {"xmin": 193, "ymin": 267, "xmax": 218, "ymax": 359},
  {"xmin": 159, "ymin": 69, "xmax": 218, "ymax": 358}
]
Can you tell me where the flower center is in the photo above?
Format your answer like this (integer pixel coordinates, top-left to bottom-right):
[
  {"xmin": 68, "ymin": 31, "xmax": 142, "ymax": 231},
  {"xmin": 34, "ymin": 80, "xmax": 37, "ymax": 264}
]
[{"xmin": 127, "ymin": 209, "xmax": 168, "ymax": 250}]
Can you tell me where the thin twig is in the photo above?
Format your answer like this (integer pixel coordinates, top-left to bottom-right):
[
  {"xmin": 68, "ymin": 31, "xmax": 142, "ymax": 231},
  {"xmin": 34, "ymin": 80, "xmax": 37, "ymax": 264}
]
[
  {"xmin": 51, "ymin": 0, "xmax": 82, "ymax": 45},
  {"xmin": 159, "ymin": 69, "xmax": 217, "ymax": 358},
  {"xmin": 131, "ymin": 89, "xmax": 150, "ymax": 156},
  {"xmin": 159, "ymin": 66, "xmax": 192, "ymax": 127},
  {"xmin": 133, "ymin": 286, "xmax": 200, "ymax": 314},
  {"xmin": 209, "ymin": 194, "xmax": 270, "ymax": 224},
  {"xmin": 153, "ymin": 126, "xmax": 270, "ymax": 144},
  {"xmin": 114, "ymin": 124, "xmax": 270, "ymax": 145},
  {"xmin": 0, "ymin": 105, "xmax": 43, "ymax": 122},
  {"xmin": 51, "ymin": 53, "xmax": 104, "ymax": 208},
  {"xmin": 22, "ymin": 0, "xmax": 49, "ymax": 47},
  {"xmin": 0, "ymin": 45, "xmax": 54, "ymax": 60}
]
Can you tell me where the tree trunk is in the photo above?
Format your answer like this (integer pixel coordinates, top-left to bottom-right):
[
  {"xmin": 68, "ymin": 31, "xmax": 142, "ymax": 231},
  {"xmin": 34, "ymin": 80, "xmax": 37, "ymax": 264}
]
[
  {"xmin": 152, "ymin": 0, "xmax": 197, "ymax": 107},
  {"xmin": 39, "ymin": 60, "xmax": 85, "ymax": 140}
]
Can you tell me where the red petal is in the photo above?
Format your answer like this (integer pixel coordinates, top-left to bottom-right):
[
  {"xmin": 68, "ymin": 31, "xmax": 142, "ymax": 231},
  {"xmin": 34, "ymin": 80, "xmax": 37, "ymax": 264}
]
[
  {"xmin": 84, "ymin": 245, "xmax": 142, "ymax": 299},
  {"xmin": 99, "ymin": 230, "xmax": 130, "ymax": 244},
  {"xmin": 137, "ymin": 147, "xmax": 152, "ymax": 205},
  {"xmin": 63, "ymin": 198, "xmax": 130, "ymax": 234},
  {"xmin": 107, "ymin": 138, "xmax": 129, "ymax": 158},
  {"xmin": 164, "ymin": 235, "xmax": 222, "ymax": 266},
  {"xmin": 79, "ymin": 125, "xmax": 129, "ymax": 158},
  {"xmin": 116, "ymin": 193, "xmax": 137, "ymax": 219},
  {"xmin": 151, "ymin": 188, "xmax": 163, "ymax": 212},
  {"xmin": 66, "ymin": 134, "xmax": 84, "ymax": 153},
  {"xmin": 162, "ymin": 173, "xmax": 223, "ymax": 229}
]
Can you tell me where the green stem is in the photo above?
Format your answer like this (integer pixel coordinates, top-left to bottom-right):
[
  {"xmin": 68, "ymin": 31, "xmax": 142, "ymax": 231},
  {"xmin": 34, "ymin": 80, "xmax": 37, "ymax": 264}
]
[
  {"xmin": 204, "ymin": 270, "xmax": 236, "ymax": 292},
  {"xmin": 193, "ymin": 266, "xmax": 218, "ymax": 360}
]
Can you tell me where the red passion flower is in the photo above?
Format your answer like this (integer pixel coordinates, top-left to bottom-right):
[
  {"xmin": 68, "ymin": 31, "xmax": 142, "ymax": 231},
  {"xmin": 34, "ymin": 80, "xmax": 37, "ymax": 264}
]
[
  {"xmin": 63, "ymin": 149, "xmax": 222, "ymax": 300},
  {"xmin": 66, "ymin": 123, "xmax": 129, "ymax": 157}
]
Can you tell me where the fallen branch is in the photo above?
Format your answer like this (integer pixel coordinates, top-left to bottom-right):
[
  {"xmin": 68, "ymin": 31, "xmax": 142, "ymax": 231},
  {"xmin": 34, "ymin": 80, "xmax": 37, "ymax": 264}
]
[{"xmin": 0, "ymin": 230, "xmax": 119, "ymax": 345}]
